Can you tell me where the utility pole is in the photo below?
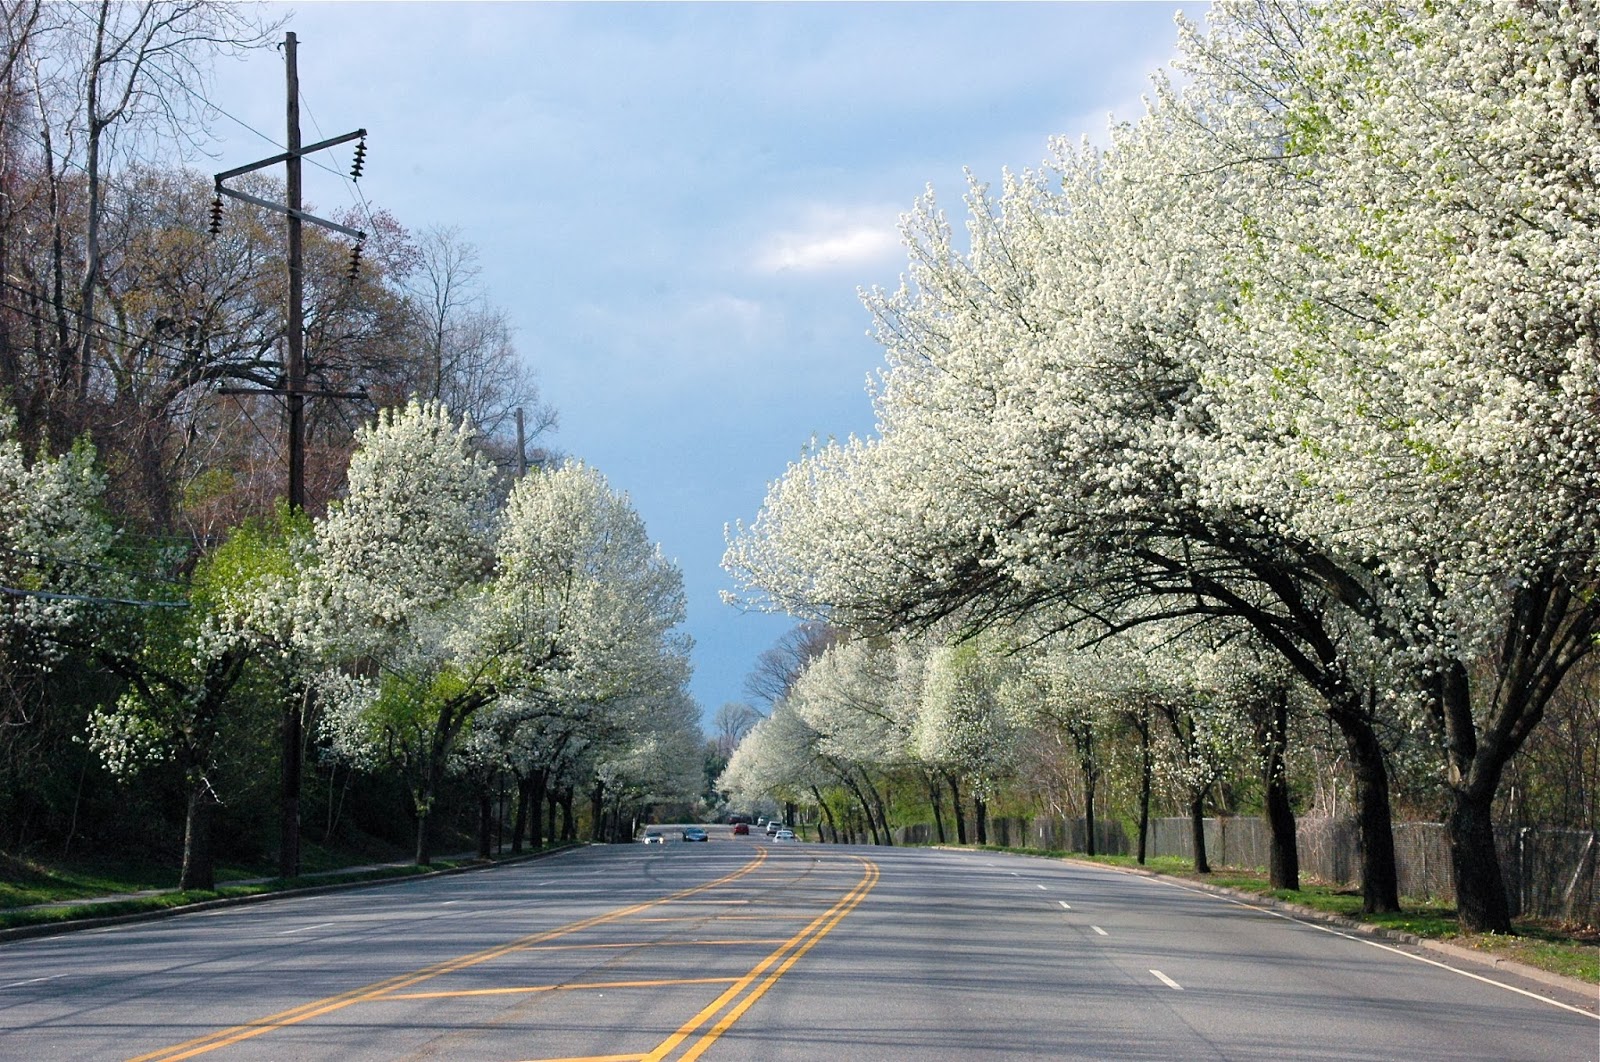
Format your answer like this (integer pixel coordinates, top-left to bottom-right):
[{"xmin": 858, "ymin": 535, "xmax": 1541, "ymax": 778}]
[{"xmin": 212, "ymin": 31, "xmax": 368, "ymax": 879}]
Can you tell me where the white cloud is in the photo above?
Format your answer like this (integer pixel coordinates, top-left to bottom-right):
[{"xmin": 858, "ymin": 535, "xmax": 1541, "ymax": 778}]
[{"xmin": 752, "ymin": 205, "xmax": 903, "ymax": 275}]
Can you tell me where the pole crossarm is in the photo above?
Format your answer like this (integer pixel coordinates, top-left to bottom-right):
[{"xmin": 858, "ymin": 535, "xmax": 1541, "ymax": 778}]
[
  {"xmin": 214, "ymin": 128, "xmax": 366, "ymax": 183},
  {"xmin": 217, "ymin": 386, "xmax": 370, "ymax": 401},
  {"xmin": 214, "ymin": 185, "xmax": 366, "ymax": 241}
]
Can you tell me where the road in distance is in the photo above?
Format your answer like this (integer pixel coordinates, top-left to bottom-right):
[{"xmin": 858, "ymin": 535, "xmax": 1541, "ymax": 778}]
[{"xmin": 0, "ymin": 833, "xmax": 1595, "ymax": 1060}]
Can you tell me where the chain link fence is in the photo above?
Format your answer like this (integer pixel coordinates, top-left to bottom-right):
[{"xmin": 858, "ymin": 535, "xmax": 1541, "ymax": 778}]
[{"xmin": 894, "ymin": 813, "xmax": 1598, "ymax": 922}]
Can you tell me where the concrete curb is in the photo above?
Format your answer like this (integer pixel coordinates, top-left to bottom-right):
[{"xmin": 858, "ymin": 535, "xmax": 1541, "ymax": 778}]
[
  {"xmin": 0, "ymin": 844, "xmax": 581, "ymax": 947},
  {"xmin": 936, "ymin": 846, "xmax": 1597, "ymax": 1005}
]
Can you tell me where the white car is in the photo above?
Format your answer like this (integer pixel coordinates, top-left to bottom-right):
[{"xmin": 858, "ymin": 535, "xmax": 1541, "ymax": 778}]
[
  {"xmin": 774, "ymin": 828, "xmax": 796, "ymax": 841},
  {"xmin": 642, "ymin": 831, "xmax": 667, "ymax": 844}
]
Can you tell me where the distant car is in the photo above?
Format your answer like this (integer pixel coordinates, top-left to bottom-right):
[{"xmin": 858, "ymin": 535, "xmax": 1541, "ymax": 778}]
[
  {"xmin": 774, "ymin": 828, "xmax": 796, "ymax": 841},
  {"xmin": 732, "ymin": 822, "xmax": 749, "ymax": 835},
  {"xmin": 682, "ymin": 827, "xmax": 709, "ymax": 842},
  {"xmin": 727, "ymin": 813, "xmax": 751, "ymax": 825},
  {"xmin": 642, "ymin": 832, "xmax": 666, "ymax": 844},
  {"xmin": 765, "ymin": 822, "xmax": 780, "ymax": 837}
]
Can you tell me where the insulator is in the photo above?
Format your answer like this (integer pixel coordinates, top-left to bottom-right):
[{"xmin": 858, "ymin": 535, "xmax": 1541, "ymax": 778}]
[
  {"xmin": 345, "ymin": 240, "xmax": 363, "ymax": 284},
  {"xmin": 208, "ymin": 194, "xmax": 224, "ymax": 236},
  {"xmin": 350, "ymin": 137, "xmax": 367, "ymax": 181}
]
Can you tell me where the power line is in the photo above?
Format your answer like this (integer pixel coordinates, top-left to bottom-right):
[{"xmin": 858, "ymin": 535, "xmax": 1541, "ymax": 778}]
[{"xmin": 0, "ymin": 585, "xmax": 188, "ymax": 608}]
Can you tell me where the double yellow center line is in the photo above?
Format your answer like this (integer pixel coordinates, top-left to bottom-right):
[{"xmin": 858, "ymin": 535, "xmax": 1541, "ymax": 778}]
[
  {"xmin": 641, "ymin": 855, "xmax": 879, "ymax": 1062},
  {"xmin": 131, "ymin": 850, "xmax": 776, "ymax": 1062}
]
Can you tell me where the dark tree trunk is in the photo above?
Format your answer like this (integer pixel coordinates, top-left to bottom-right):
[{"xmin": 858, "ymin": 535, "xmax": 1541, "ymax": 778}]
[
  {"xmin": 529, "ymin": 769, "xmax": 548, "ymax": 848},
  {"xmin": 929, "ymin": 777, "xmax": 946, "ymax": 844},
  {"xmin": 477, "ymin": 787, "xmax": 493, "ymax": 860},
  {"xmin": 1448, "ymin": 785, "xmax": 1512, "ymax": 933},
  {"xmin": 1082, "ymin": 761, "xmax": 1098, "ymax": 857},
  {"xmin": 1189, "ymin": 794, "xmax": 1210, "ymax": 874},
  {"xmin": 547, "ymin": 788, "xmax": 558, "ymax": 847},
  {"xmin": 812, "ymin": 786, "xmax": 837, "ymax": 843},
  {"xmin": 1343, "ymin": 720, "xmax": 1400, "ymax": 912},
  {"xmin": 511, "ymin": 775, "xmax": 531, "ymax": 854},
  {"xmin": 179, "ymin": 782, "xmax": 215, "ymax": 891},
  {"xmin": 560, "ymin": 788, "xmax": 575, "ymax": 841},
  {"xmin": 974, "ymin": 795, "xmax": 988, "ymax": 846},
  {"xmin": 1137, "ymin": 726, "xmax": 1152, "ymax": 865},
  {"xmin": 589, "ymin": 780, "xmax": 605, "ymax": 843},
  {"xmin": 1261, "ymin": 693, "xmax": 1300, "ymax": 890},
  {"xmin": 946, "ymin": 774, "xmax": 967, "ymax": 845}
]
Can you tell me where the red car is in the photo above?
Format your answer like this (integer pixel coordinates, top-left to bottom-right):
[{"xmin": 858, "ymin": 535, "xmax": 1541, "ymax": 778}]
[{"xmin": 732, "ymin": 822, "xmax": 749, "ymax": 835}]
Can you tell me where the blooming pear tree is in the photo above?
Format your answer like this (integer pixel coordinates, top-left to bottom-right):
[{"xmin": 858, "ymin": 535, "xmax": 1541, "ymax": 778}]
[{"xmin": 727, "ymin": 1, "xmax": 1600, "ymax": 931}]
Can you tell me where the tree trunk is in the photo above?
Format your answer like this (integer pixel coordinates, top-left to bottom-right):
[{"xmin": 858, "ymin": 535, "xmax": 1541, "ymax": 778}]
[
  {"xmin": 1137, "ymin": 726, "xmax": 1152, "ymax": 865},
  {"xmin": 929, "ymin": 778, "xmax": 946, "ymax": 844},
  {"xmin": 1189, "ymin": 794, "xmax": 1210, "ymax": 874},
  {"xmin": 974, "ymin": 795, "xmax": 988, "ymax": 846},
  {"xmin": 1448, "ymin": 785, "xmax": 1512, "ymax": 933},
  {"xmin": 812, "ymin": 786, "xmax": 837, "ymax": 843},
  {"xmin": 511, "ymin": 775, "xmax": 531, "ymax": 854},
  {"xmin": 414, "ymin": 807, "xmax": 432, "ymax": 867},
  {"xmin": 477, "ymin": 787, "xmax": 493, "ymax": 859},
  {"xmin": 946, "ymin": 774, "xmax": 967, "ymax": 845},
  {"xmin": 1262, "ymin": 693, "xmax": 1300, "ymax": 891},
  {"xmin": 530, "ymin": 770, "xmax": 548, "ymax": 848},
  {"xmin": 1082, "ymin": 763, "xmax": 1098, "ymax": 857},
  {"xmin": 589, "ymin": 780, "xmax": 605, "ymax": 843},
  {"xmin": 179, "ymin": 781, "xmax": 215, "ymax": 891},
  {"xmin": 547, "ymin": 788, "xmax": 558, "ymax": 847},
  {"xmin": 1343, "ymin": 720, "xmax": 1401, "ymax": 912},
  {"xmin": 560, "ymin": 788, "xmax": 575, "ymax": 841}
]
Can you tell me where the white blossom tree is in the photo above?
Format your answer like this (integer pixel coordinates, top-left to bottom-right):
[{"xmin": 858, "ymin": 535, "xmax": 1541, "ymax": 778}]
[{"xmin": 727, "ymin": 0, "xmax": 1600, "ymax": 931}]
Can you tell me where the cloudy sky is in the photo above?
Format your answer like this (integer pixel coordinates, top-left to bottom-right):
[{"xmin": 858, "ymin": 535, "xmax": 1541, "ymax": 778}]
[{"xmin": 206, "ymin": 1, "xmax": 1197, "ymax": 726}]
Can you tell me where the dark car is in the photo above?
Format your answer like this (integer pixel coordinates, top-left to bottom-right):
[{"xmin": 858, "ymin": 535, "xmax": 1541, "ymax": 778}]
[{"xmin": 682, "ymin": 827, "xmax": 709, "ymax": 842}]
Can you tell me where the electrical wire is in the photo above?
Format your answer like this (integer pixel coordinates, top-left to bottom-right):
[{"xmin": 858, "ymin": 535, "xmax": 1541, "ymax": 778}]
[{"xmin": 0, "ymin": 585, "xmax": 188, "ymax": 608}]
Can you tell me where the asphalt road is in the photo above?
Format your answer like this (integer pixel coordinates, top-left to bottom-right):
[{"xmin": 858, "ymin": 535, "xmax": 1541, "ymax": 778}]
[{"xmin": 1, "ymin": 832, "xmax": 1596, "ymax": 1061}]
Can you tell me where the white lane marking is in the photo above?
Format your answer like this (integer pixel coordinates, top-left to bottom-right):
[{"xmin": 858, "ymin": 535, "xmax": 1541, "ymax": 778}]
[
  {"xmin": 1141, "ymin": 875, "xmax": 1598, "ymax": 1020},
  {"xmin": 1151, "ymin": 969, "xmax": 1183, "ymax": 990},
  {"xmin": 1091, "ymin": 925, "xmax": 1108, "ymax": 936},
  {"xmin": 1058, "ymin": 901, "xmax": 1072, "ymax": 910},
  {"xmin": 2, "ymin": 975, "xmax": 65, "ymax": 989},
  {"xmin": 1037, "ymin": 884, "xmax": 1048, "ymax": 890},
  {"xmin": 442, "ymin": 900, "xmax": 460, "ymax": 905},
  {"xmin": 277, "ymin": 922, "xmax": 334, "ymax": 935},
  {"xmin": 1010, "ymin": 872, "xmax": 1020, "ymax": 877}
]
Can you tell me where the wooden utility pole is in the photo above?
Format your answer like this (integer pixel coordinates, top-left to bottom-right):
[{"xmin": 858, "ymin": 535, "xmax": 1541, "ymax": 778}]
[
  {"xmin": 212, "ymin": 31, "xmax": 368, "ymax": 879},
  {"xmin": 286, "ymin": 32, "xmax": 305, "ymax": 513}
]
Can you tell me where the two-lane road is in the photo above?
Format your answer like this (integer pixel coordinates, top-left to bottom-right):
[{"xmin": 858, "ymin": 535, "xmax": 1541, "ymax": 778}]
[{"xmin": 1, "ymin": 837, "xmax": 1594, "ymax": 1060}]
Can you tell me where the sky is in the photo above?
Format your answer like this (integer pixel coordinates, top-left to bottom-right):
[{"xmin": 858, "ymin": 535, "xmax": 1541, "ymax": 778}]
[{"xmin": 204, "ymin": 1, "xmax": 1198, "ymax": 729}]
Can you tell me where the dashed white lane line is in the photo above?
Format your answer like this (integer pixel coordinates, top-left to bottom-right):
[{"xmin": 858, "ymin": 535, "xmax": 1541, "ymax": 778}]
[
  {"xmin": 1058, "ymin": 901, "xmax": 1072, "ymax": 910},
  {"xmin": 1037, "ymin": 884, "xmax": 1048, "ymax": 890},
  {"xmin": 277, "ymin": 922, "xmax": 334, "ymax": 935},
  {"xmin": 1141, "ymin": 874, "xmax": 1598, "ymax": 1019},
  {"xmin": 1091, "ymin": 925, "xmax": 1108, "ymax": 936},
  {"xmin": 1010, "ymin": 871, "xmax": 1020, "ymax": 877},
  {"xmin": 1151, "ymin": 970, "xmax": 1183, "ymax": 991},
  {"xmin": 2, "ymin": 974, "xmax": 65, "ymax": 989}
]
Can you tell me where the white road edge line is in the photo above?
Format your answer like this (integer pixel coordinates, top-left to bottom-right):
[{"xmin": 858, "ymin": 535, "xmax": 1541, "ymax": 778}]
[
  {"xmin": 277, "ymin": 922, "xmax": 334, "ymax": 935},
  {"xmin": 1151, "ymin": 969, "xmax": 1183, "ymax": 990},
  {"xmin": 1144, "ymin": 875, "xmax": 1598, "ymax": 1019},
  {"xmin": 1091, "ymin": 925, "xmax": 1108, "ymax": 936}
]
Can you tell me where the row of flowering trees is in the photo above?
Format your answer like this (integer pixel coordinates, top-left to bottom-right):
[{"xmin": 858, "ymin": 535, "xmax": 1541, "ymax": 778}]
[
  {"xmin": 718, "ymin": 621, "xmax": 1300, "ymax": 880},
  {"xmin": 724, "ymin": 0, "xmax": 1600, "ymax": 933},
  {"xmin": 5, "ymin": 399, "xmax": 700, "ymax": 888}
]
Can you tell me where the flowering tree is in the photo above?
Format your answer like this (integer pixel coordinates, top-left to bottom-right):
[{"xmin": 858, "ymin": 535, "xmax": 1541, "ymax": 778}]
[{"xmin": 728, "ymin": 1, "xmax": 1599, "ymax": 931}]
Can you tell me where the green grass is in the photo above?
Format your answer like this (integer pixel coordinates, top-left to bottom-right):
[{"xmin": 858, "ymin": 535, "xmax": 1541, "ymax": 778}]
[
  {"xmin": 969, "ymin": 845, "xmax": 1599, "ymax": 986},
  {"xmin": 0, "ymin": 845, "xmax": 575, "ymax": 933}
]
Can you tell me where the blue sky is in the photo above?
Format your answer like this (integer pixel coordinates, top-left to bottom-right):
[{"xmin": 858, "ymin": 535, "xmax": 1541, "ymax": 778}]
[{"xmin": 206, "ymin": 1, "xmax": 1196, "ymax": 728}]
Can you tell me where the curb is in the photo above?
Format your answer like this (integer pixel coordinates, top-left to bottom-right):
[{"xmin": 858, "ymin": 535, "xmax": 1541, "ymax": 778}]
[{"xmin": 0, "ymin": 844, "xmax": 580, "ymax": 947}]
